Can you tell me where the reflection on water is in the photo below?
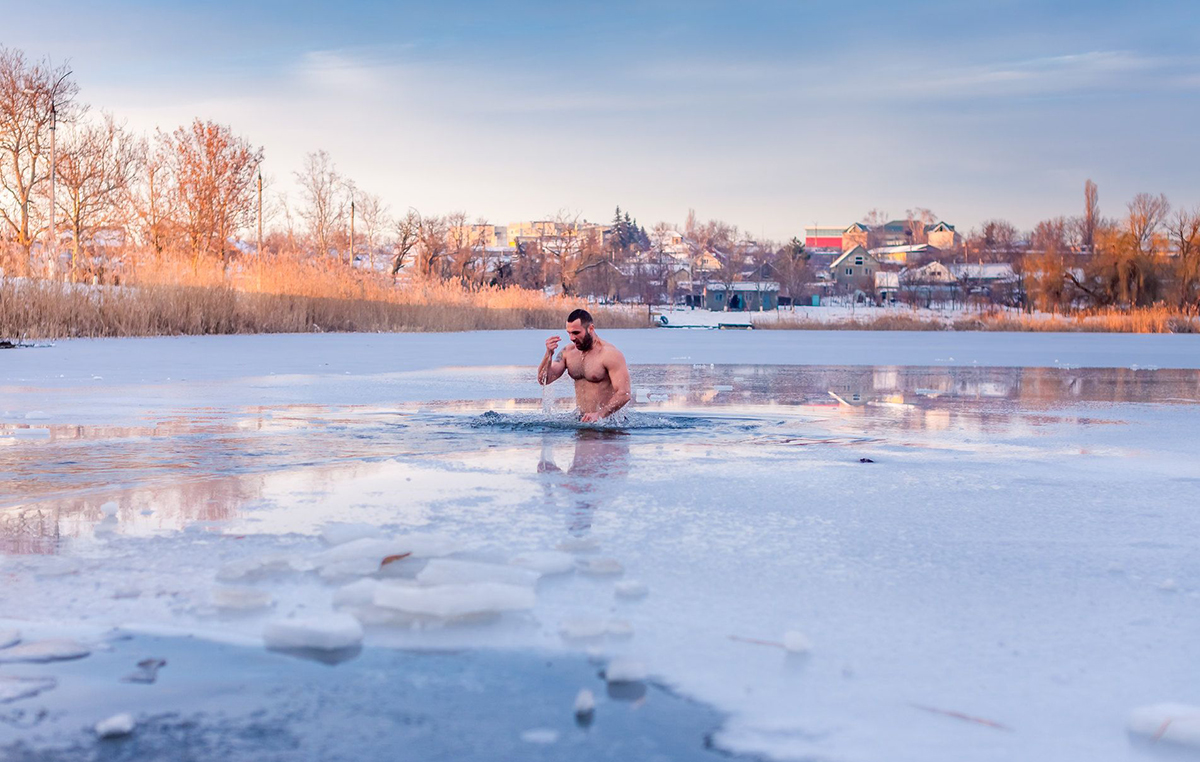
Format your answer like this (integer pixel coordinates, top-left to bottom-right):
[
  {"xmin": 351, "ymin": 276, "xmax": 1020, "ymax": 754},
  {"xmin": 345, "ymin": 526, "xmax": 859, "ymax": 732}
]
[
  {"xmin": 2, "ymin": 364, "xmax": 1197, "ymax": 554},
  {"xmin": 537, "ymin": 430, "xmax": 631, "ymax": 536}
]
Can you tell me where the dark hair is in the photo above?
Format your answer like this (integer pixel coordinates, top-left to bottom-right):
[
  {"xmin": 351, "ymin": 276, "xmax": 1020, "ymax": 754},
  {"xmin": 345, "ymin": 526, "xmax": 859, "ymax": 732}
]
[{"xmin": 567, "ymin": 308, "xmax": 593, "ymax": 326}]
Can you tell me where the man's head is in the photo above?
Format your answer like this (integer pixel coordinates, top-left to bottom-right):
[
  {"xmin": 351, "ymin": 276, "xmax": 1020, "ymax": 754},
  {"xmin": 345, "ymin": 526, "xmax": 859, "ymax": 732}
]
[{"xmin": 566, "ymin": 308, "xmax": 595, "ymax": 351}]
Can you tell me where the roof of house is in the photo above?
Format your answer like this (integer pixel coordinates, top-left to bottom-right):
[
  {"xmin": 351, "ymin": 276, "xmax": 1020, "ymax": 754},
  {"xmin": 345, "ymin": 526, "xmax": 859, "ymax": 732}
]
[
  {"xmin": 869, "ymin": 244, "xmax": 940, "ymax": 255},
  {"xmin": 843, "ymin": 222, "xmax": 870, "ymax": 233},
  {"xmin": 830, "ymin": 245, "xmax": 875, "ymax": 269},
  {"xmin": 901, "ymin": 261, "xmax": 957, "ymax": 283},
  {"xmin": 947, "ymin": 262, "xmax": 1016, "ymax": 281}
]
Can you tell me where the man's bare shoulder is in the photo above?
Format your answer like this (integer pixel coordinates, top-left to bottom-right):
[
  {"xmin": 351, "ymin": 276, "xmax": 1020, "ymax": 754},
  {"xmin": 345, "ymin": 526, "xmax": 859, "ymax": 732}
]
[{"xmin": 599, "ymin": 342, "xmax": 627, "ymax": 364}]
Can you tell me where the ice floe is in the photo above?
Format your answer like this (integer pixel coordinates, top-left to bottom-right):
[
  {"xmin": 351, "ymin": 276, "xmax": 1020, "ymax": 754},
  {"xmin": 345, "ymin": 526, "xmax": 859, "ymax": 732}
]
[
  {"xmin": 263, "ymin": 614, "xmax": 364, "ymax": 651},
  {"xmin": 373, "ymin": 582, "xmax": 535, "ymax": 619}
]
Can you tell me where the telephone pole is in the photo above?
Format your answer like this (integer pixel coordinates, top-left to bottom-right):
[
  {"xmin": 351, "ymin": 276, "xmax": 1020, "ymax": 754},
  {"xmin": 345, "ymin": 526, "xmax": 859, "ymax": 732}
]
[
  {"xmin": 349, "ymin": 198, "xmax": 355, "ymax": 267},
  {"xmin": 256, "ymin": 169, "xmax": 263, "ymax": 290}
]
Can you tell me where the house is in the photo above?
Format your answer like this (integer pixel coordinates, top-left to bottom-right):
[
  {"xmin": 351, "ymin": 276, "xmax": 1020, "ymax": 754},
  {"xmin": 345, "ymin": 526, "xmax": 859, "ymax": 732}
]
[
  {"xmin": 829, "ymin": 246, "xmax": 881, "ymax": 292},
  {"xmin": 841, "ymin": 222, "xmax": 870, "ymax": 251},
  {"xmin": 702, "ymin": 281, "xmax": 780, "ymax": 311},
  {"xmin": 875, "ymin": 271, "xmax": 899, "ymax": 304},
  {"xmin": 869, "ymin": 243, "xmax": 942, "ymax": 267},
  {"xmin": 926, "ymin": 221, "xmax": 961, "ymax": 249},
  {"xmin": 901, "ymin": 261, "xmax": 956, "ymax": 285},
  {"xmin": 804, "ymin": 225, "xmax": 844, "ymax": 251},
  {"xmin": 948, "ymin": 262, "xmax": 1021, "ymax": 303}
]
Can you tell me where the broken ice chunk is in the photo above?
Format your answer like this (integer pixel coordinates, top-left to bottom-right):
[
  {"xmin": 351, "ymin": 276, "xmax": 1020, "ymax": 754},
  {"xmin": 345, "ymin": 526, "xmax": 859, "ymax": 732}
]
[
  {"xmin": 577, "ymin": 557, "xmax": 624, "ymax": 577},
  {"xmin": 216, "ymin": 555, "xmax": 301, "ymax": 582},
  {"xmin": 1128, "ymin": 703, "xmax": 1200, "ymax": 749},
  {"xmin": 373, "ymin": 582, "xmax": 535, "ymax": 619},
  {"xmin": 0, "ymin": 676, "xmax": 56, "ymax": 704},
  {"xmin": 605, "ymin": 658, "xmax": 647, "ymax": 683},
  {"xmin": 574, "ymin": 688, "xmax": 596, "ymax": 715},
  {"xmin": 263, "ymin": 614, "xmax": 364, "ymax": 651},
  {"xmin": 417, "ymin": 559, "xmax": 540, "ymax": 588},
  {"xmin": 614, "ymin": 580, "xmax": 648, "ymax": 599},
  {"xmin": 784, "ymin": 630, "xmax": 813, "ymax": 654},
  {"xmin": 95, "ymin": 713, "xmax": 136, "ymax": 738},
  {"xmin": 122, "ymin": 659, "xmax": 166, "ymax": 684},
  {"xmin": 332, "ymin": 578, "xmax": 382, "ymax": 609},
  {"xmin": 558, "ymin": 617, "xmax": 608, "ymax": 640},
  {"xmin": 0, "ymin": 639, "xmax": 90, "ymax": 664},
  {"xmin": 511, "ymin": 551, "xmax": 575, "ymax": 576},
  {"xmin": 320, "ymin": 522, "xmax": 383, "ymax": 547},
  {"xmin": 311, "ymin": 534, "xmax": 459, "ymax": 571},
  {"xmin": 212, "ymin": 586, "xmax": 274, "ymax": 611}
]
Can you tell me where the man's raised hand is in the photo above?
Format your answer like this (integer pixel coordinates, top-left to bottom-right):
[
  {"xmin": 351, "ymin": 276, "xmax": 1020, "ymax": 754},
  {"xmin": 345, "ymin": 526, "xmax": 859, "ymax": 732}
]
[{"xmin": 545, "ymin": 335, "xmax": 561, "ymax": 355}]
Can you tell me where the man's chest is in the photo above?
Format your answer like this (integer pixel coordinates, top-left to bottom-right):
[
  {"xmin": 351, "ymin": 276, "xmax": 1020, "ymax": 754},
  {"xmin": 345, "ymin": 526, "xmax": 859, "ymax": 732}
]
[{"xmin": 566, "ymin": 352, "xmax": 608, "ymax": 382}]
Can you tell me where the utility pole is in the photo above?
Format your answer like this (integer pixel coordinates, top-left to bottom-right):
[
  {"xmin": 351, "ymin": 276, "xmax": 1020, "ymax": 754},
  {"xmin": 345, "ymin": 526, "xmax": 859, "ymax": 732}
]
[
  {"xmin": 349, "ymin": 198, "xmax": 355, "ymax": 267},
  {"xmin": 49, "ymin": 101, "xmax": 57, "ymax": 279},
  {"xmin": 256, "ymin": 169, "xmax": 263, "ymax": 291}
]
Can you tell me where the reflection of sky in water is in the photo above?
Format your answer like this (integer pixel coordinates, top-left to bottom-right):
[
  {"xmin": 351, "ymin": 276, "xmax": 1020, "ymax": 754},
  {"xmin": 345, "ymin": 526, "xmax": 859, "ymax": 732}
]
[{"xmin": 2, "ymin": 364, "xmax": 1198, "ymax": 554}]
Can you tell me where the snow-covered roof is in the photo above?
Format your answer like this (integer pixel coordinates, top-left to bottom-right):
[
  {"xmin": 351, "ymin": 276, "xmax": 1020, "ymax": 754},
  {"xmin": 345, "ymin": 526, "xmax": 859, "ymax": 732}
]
[
  {"xmin": 874, "ymin": 271, "xmax": 899, "ymax": 289},
  {"xmin": 870, "ymin": 244, "xmax": 938, "ymax": 255},
  {"xmin": 830, "ymin": 246, "xmax": 873, "ymax": 269}
]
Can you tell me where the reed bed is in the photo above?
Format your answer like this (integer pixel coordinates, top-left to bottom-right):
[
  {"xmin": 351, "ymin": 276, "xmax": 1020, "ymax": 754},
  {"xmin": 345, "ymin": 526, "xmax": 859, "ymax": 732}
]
[{"xmin": 0, "ymin": 253, "xmax": 649, "ymax": 339}]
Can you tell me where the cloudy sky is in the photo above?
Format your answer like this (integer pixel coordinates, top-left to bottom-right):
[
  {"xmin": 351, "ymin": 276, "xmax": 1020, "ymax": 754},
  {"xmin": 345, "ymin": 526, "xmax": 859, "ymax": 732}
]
[{"xmin": 14, "ymin": 0, "xmax": 1200, "ymax": 239}]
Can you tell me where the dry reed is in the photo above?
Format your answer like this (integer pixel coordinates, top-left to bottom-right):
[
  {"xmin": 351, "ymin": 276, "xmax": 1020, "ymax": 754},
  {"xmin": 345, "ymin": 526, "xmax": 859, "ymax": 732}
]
[{"xmin": 1, "ymin": 251, "xmax": 649, "ymax": 339}]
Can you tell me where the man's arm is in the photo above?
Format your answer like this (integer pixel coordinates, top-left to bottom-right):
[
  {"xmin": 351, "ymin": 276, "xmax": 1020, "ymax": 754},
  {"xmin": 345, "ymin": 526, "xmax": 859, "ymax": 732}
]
[
  {"xmin": 591, "ymin": 349, "xmax": 632, "ymax": 420},
  {"xmin": 538, "ymin": 336, "xmax": 567, "ymax": 385}
]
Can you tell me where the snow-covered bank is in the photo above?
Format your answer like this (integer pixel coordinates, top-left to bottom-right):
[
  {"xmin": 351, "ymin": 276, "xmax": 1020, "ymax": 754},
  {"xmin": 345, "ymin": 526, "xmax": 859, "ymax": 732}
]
[{"xmin": 3, "ymin": 332, "xmax": 1199, "ymax": 761}]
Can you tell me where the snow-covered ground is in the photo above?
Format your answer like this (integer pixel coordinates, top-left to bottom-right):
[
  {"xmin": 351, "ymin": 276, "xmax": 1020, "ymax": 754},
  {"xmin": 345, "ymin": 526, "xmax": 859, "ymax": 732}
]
[
  {"xmin": 2, "ymin": 331, "xmax": 1200, "ymax": 761},
  {"xmin": 653, "ymin": 304, "xmax": 1020, "ymax": 327}
]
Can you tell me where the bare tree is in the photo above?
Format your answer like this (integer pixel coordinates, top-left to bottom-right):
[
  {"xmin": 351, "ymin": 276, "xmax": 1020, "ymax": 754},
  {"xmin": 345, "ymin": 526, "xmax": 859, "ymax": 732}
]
[
  {"xmin": 904, "ymin": 207, "xmax": 936, "ymax": 245},
  {"xmin": 357, "ymin": 191, "xmax": 390, "ymax": 272},
  {"xmin": 1126, "ymin": 192, "xmax": 1170, "ymax": 256},
  {"xmin": 1168, "ymin": 206, "xmax": 1200, "ymax": 309},
  {"xmin": 415, "ymin": 213, "xmax": 448, "ymax": 278},
  {"xmin": 391, "ymin": 208, "xmax": 420, "ymax": 279},
  {"xmin": 296, "ymin": 149, "xmax": 344, "ymax": 261},
  {"xmin": 0, "ymin": 47, "xmax": 79, "ymax": 272},
  {"xmin": 161, "ymin": 119, "xmax": 262, "ymax": 271},
  {"xmin": 1078, "ymin": 179, "xmax": 1100, "ymax": 253},
  {"xmin": 54, "ymin": 113, "xmax": 141, "ymax": 277}
]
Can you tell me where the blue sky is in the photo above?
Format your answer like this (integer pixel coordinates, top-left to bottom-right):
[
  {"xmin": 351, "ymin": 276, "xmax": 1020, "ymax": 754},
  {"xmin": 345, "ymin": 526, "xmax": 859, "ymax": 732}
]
[{"xmin": 14, "ymin": 0, "xmax": 1200, "ymax": 239}]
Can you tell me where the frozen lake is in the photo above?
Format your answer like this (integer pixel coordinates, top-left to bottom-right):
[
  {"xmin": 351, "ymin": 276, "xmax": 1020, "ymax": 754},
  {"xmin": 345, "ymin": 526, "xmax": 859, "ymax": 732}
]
[{"xmin": 2, "ymin": 330, "xmax": 1200, "ymax": 761}]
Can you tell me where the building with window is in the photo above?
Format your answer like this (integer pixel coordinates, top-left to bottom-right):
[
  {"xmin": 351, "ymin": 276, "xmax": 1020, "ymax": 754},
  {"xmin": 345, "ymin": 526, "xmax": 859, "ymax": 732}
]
[{"xmin": 829, "ymin": 246, "xmax": 880, "ymax": 291}]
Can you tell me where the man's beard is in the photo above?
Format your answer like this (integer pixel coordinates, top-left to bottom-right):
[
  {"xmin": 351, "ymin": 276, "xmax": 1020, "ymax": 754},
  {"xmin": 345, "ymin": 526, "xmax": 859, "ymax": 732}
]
[{"xmin": 574, "ymin": 334, "xmax": 594, "ymax": 351}]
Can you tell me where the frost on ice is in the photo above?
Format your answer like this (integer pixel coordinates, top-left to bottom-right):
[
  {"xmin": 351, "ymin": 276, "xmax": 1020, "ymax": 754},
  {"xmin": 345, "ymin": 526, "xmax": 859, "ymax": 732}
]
[
  {"xmin": 614, "ymin": 580, "xmax": 648, "ymax": 599},
  {"xmin": 263, "ymin": 614, "xmax": 364, "ymax": 651}
]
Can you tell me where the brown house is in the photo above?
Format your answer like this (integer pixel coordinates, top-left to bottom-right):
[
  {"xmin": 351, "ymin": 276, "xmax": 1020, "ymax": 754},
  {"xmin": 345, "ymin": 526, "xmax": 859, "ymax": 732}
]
[{"xmin": 829, "ymin": 246, "xmax": 881, "ymax": 292}]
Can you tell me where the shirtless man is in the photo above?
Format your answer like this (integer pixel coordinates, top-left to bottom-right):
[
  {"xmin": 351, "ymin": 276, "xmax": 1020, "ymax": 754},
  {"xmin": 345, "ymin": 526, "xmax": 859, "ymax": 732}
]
[{"xmin": 537, "ymin": 309, "xmax": 632, "ymax": 422}]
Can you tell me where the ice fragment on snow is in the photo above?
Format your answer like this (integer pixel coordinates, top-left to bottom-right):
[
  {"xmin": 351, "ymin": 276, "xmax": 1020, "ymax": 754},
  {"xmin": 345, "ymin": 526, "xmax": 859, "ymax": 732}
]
[
  {"xmin": 320, "ymin": 522, "xmax": 382, "ymax": 546},
  {"xmin": 784, "ymin": 631, "xmax": 812, "ymax": 654},
  {"xmin": 577, "ymin": 557, "xmax": 624, "ymax": 576},
  {"xmin": 95, "ymin": 713, "xmax": 136, "ymax": 738},
  {"xmin": 216, "ymin": 555, "xmax": 301, "ymax": 582},
  {"xmin": 0, "ymin": 630, "xmax": 20, "ymax": 649},
  {"xmin": 213, "ymin": 586, "xmax": 274, "ymax": 611},
  {"xmin": 263, "ymin": 614, "xmax": 363, "ymax": 651},
  {"xmin": 574, "ymin": 688, "xmax": 596, "ymax": 715},
  {"xmin": 100, "ymin": 501, "xmax": 119, "ymax": 517},
  {"xmin": 1128, "ymin": 703, "xmax": 1200, "ymax": 749},
  {"xmin": 511, "ymin": 551, "xmax": 575, "ymax": 575},
  {"xmin": 0, "ymin": 676, "xmax": 56, "ymax": 704},
  {"xmin": 417, "ymin": 559, "xmax": 540, "ymax": 588},
  {"xmin": 605, "ymin": 659, "xmax": 647, "ymax": 683},
  {"xmin": 520, "ymin": 728, "xmax": 559, "ymax": 744},
  {"xmin": 0, "ymin": 639, "xmax": 90, "ymax": 663},
  {"xmin": 373, "ymin": 582, "xmax": 535, "ymax": 618},
  {"xmin": 614, "ymin": 580, "xmax": 648, "ymax": 599},
  {"xmin": 311, "ymin": 534, "xmax": 459, "ymax": 569}
]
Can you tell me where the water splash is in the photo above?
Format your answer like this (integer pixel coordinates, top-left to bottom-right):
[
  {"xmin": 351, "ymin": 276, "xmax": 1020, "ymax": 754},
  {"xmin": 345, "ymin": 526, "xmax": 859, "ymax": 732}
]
[{"xmin": 470, "ymin": 410, "xmax": 698, "ymax": 432}]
